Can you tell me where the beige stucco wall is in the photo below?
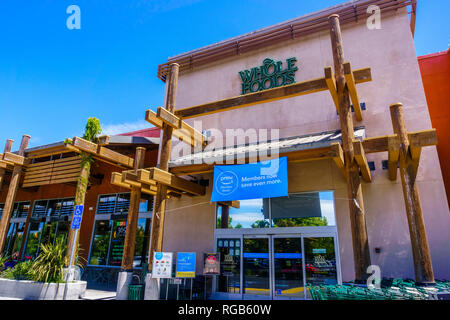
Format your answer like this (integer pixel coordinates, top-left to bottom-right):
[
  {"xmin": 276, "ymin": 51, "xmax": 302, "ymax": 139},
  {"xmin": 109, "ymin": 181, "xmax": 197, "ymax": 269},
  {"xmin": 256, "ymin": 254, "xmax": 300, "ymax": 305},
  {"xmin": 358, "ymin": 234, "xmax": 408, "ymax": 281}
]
[{"xmin": 163, "ymin": 8, "xmax": 450, "ymax": 281}]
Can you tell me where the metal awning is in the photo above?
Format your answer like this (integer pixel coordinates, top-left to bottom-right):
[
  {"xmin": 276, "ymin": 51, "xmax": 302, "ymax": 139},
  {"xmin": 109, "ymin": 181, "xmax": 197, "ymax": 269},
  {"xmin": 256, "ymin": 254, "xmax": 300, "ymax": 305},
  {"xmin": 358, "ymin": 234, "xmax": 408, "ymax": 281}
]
[{"xmin": 170, "ymin": 127, "xmax": 365, "ymax": 168}]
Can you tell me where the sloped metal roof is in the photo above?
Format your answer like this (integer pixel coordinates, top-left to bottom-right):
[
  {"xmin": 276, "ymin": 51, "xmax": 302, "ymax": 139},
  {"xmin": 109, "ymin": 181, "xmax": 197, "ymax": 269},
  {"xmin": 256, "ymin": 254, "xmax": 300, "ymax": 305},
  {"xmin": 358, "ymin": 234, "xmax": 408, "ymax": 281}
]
[{"xmin": 169, "ymin": 127, "xmax": 365, "ymax": 167}]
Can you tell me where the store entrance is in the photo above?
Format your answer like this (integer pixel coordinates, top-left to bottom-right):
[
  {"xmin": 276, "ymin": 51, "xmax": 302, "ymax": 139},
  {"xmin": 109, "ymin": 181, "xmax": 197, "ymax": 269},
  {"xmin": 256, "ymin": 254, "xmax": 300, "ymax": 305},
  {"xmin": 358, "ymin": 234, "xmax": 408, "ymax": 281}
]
[
  {"xmin": 243, "ymin": 235, "xmax": 337, "ymax": 300},
  {"xmin": 215, "ymin": 233, "xmax": 339, "ymax": 300}
]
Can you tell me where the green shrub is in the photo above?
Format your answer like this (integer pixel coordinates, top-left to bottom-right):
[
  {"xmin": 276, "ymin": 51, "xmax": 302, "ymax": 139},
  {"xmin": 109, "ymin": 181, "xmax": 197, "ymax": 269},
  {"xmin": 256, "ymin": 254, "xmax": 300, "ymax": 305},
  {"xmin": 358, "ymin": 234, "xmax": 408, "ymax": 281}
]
[
  {"xmin": 0, "ymin": 254, "xmax": 8, "ymax": 270},
  {"xmin": 29, "ymin": 238, "xmax": 68, "ymax": 283},
  {"xmin": 0, "ymin": 260, "xmax": 33, "ymax": 280}
]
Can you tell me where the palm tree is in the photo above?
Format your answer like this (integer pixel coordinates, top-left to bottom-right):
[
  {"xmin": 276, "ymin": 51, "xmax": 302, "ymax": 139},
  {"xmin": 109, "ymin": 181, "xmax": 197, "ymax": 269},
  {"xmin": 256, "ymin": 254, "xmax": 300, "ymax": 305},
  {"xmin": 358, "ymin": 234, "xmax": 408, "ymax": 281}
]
[{"xmin": 65, "ymin": 118, "xmax": 101, "ymax": 265}]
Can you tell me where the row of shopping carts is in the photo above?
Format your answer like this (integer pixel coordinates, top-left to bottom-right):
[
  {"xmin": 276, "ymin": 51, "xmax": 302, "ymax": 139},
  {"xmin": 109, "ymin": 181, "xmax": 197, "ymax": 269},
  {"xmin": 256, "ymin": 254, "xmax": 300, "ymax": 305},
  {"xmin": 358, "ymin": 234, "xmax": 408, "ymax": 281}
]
[{"xmin": 308, "ymin": 279, "xmax": 450, "ymax": 300}]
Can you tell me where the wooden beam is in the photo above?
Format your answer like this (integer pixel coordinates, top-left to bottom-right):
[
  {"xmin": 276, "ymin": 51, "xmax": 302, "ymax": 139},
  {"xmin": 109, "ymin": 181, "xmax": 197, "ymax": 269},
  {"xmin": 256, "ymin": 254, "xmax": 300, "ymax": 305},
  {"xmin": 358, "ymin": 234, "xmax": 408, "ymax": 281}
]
[
  {"xmin": 330, "ymin": 142, "xmax": 346, "ymax": 179},
  {"xmin": 146, "ymin": 109, "xmax": 207, "ymax": 148},
  {"xmin": 329, "ymin": 14, "xmax": 371, "ymax": 281},
  {"xmin": 353, "ymin": 140, "xmax": 371, "ymax": 182},
  {"xmin": 0, "ymin": 160, "xmax": 13, "ymax": 171},
  {"xmin": 97, "ymin": 135, "xmax": 110, "ymax": 146},
  {"xmin": 72, "ymin": 137, "xmax": 134, "ymax": 168},
  {"xmin": 0, "ymin": 135, "xmax": 30, "ymax": 252},
  {"xmin": 149, "ymin": 63, "xmax": 179, "ymax": 274},
  {"xmin": 0, "ymin": 140, "xmax": 12, "ymax": 191},
  {"xmin": 218, "ymin": 201, "xmax": 240, "ymax": 209},
  {"xmin": 137, "ymin": 167, "xmax": 206, "ymax": 196},
  {"xmin": 157, "ymin": 107, "xmax": 181, "ymax": 129},
  {"xmin": 2, "ymin": 152, "xmax": 26, "ymax": 166},
  {"xmin": 111, "ymin": 172, "xmax": 156, "ymax": 196},
  {"xmin": 174, "ymin": 67, "xmax": 371, "ymax": 119},
  {"xmin": 388, "ymin": 134, "xmax": 400, "ymax": 181},
  {"xmin": 25, "ymin": 143, "xmax": 81, "ymax": 159},
  {"xmin": 344, "ymin": 62, "xmax": 363, "ymax": 121},
  {"xmin": 362, "ymin": 130, "xmax": 436, "ymax": 154},
  {"xmin": 324, "ymin": 66, "xmax": 339, "ymax": 114},
  {"xmin": 122, "ymin": 147, "xmax": 146, "ymax": 271},
  {"xmin": 390, "ymin": 102, "xmax": 434, "ymax": 284}
]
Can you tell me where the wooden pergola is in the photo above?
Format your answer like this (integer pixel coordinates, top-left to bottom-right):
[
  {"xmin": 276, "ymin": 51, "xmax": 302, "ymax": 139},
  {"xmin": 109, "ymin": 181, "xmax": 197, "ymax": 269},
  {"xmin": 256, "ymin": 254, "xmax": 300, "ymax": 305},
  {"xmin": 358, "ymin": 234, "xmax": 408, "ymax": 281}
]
[
  {"xmin": 0, "ymin": 135, "xmax": 139, "ymax": 262},
  {"xmin": 111, "ymin": 12, "xmax": 437, "ymax": 285}
]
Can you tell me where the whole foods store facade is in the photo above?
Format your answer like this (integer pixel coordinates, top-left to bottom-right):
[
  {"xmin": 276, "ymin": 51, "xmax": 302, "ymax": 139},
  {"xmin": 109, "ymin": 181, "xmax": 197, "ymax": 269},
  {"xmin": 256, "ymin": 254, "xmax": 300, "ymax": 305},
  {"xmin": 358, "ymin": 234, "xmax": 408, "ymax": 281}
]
[
  {"xmin": 0, "ymin": 0, "xmax": 449, "ymax": 300},
  {"xmin": 148, "ymin": 0, "xmax": 450, "ymax": 299}
]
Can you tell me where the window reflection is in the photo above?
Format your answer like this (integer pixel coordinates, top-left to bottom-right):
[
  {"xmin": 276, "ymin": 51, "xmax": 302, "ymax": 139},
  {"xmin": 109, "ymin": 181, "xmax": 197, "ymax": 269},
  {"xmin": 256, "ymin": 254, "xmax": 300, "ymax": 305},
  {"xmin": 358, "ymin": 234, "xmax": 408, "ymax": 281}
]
[
  {"xmin": 89, "ymin": 193, "xmax": 152, "ymax": 267},
  {"xmin": 216, "ymin": 199, "xmax": 269, "ymax": 229},
  {"xmin": 89, "ymin": 220, "xmax": 111, "ymax": 265},
  {"xmin": 216, "ymin": 192, "xmax": 335, "ymax": 229},
  {"xmin": 217, "ymin": 238, "xmax": 240, "ymax": 294}
]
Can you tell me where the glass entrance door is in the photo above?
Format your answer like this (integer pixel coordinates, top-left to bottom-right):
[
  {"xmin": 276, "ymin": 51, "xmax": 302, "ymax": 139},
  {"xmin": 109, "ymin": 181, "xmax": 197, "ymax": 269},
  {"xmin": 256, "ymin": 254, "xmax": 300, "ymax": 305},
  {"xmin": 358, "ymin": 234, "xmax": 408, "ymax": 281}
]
[
  {"xmin": 218, "ymin": 234, "xmax": 339, "ymax": 300},
  {"xmin": 304, "ymin": 237, "xmax": 338, "ymax": 286},
  {"xmin": 272, "ymin": 237, "xmax": 304, "ymax": 299},
  {"xmin": 243, "ymin": 237, "xmax": 271, "ymax": 298}
]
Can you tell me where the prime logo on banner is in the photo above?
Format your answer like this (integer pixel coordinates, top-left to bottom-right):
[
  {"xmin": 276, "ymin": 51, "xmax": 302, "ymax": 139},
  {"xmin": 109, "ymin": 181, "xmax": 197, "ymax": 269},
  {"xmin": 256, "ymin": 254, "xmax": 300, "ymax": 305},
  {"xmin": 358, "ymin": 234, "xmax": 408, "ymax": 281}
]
[
  {"xmin": 239, "ymin": 57, "xmax": 298, "ymax": 94},
  {"xmin": 211, "ymin": 157, "xmax": 288, "ymax": 202}
]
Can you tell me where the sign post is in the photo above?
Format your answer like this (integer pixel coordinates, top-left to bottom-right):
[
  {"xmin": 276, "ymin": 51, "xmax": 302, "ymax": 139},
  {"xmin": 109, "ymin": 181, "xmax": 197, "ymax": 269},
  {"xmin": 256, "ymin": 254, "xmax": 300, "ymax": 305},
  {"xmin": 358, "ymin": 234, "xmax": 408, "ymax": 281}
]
[
  {"xmin": 69, "ymin": 204, "xmax": 84, "ymax": 269},
  {"xmin": 63, "ymin": 204, "xmax": 83, "ymax": 300},
  {"xmin": 202, "ymin": 253, "xmax": 220, "ymax": 300},
  {"xmin": 176, "ymin": 252, "xmax": 196, "ymax": 300}
]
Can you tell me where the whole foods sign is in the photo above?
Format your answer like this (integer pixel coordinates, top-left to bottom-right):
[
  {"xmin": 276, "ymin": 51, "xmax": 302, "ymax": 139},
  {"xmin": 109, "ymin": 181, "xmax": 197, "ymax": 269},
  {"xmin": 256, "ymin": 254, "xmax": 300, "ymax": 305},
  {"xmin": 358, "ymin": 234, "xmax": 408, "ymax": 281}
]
[{"xmin": 239, "ymin": 57, "xmax": 298, "ymax": 95}]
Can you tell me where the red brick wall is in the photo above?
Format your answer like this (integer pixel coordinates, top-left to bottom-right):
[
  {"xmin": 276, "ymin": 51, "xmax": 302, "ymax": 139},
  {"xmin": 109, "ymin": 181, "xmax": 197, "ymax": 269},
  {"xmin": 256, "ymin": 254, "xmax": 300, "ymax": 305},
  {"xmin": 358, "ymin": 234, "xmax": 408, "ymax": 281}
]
[{"xmin": 418, "ymin": 49, "xmax": 450, "ymax": 208}]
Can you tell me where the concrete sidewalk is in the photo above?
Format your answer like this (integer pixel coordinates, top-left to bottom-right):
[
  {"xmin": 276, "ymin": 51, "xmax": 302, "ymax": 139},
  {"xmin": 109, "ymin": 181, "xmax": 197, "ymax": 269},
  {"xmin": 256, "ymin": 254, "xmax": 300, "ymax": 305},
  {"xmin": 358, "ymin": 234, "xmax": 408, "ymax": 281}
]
[{"xmin": 80, "ymin": 289, "xmax": 116, "ymax": 300}]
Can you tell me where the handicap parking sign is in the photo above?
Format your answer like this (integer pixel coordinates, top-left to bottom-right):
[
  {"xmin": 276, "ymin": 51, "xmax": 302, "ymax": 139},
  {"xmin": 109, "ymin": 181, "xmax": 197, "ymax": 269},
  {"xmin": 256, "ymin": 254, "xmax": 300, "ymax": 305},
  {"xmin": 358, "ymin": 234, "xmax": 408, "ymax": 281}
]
[{"xmin": 71, "ymin": 205, "xmax": 84, "ymax": 230}]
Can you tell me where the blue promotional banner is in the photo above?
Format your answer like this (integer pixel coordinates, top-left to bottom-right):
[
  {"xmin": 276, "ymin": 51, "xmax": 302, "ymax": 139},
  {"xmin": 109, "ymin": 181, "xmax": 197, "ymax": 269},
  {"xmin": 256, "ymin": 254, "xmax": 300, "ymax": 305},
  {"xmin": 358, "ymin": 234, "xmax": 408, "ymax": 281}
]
[{"xmin": 211, "ymin": 157, "xmax": 288, "ymax": 202}]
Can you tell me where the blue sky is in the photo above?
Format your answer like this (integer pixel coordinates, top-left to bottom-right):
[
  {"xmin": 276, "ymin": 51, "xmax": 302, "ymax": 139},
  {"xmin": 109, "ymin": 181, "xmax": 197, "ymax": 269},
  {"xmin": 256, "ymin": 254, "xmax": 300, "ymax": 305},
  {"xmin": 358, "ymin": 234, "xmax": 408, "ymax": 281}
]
[{"xmin": 0, "ymin": 0, "xmax": 448, "ymax": 150}]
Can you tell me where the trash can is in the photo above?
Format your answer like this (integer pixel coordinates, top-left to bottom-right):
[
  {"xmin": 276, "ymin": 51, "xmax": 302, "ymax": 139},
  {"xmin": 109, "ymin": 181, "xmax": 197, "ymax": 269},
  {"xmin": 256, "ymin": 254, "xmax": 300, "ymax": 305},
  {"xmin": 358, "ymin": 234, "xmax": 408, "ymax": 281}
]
[{"xmin": 128, "ymin": 284, "xmax": 144, "ymax": 300}]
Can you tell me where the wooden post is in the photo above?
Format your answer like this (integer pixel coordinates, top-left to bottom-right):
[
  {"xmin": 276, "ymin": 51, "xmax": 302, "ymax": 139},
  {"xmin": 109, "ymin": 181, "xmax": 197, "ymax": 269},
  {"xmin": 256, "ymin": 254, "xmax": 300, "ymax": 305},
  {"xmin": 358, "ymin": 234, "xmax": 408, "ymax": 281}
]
[
  {"xmin": 17, "ymin": 200, "xmax": 34, "ymax": 261},
  {"xmin": 0, "ymin": 139, "xmax": 14, "ymax": 191},
  {"xmin": 390, "ymin": 103, "xmax": 435, "ymax": 284},
  {"xmin": 66, "ymin": 153, "xmax": 92, "ymax": 265},
  {"xmin": 329, "ymin": 15, "xmax": 371, "ymax": 281},
  {"xmin": 220, "ymin": 205, "xmax": 230, "ymax": 229},
  {"xmin": 121, "ymin": 147, "xmax": 146, "ymax": 271},
  {"xmin": 148, "ymin": 63, "xmax": 179, "ymax": 271},
  {"xmin": 0, "ymin": 135, "xmax": 30, "ymax": 253}
]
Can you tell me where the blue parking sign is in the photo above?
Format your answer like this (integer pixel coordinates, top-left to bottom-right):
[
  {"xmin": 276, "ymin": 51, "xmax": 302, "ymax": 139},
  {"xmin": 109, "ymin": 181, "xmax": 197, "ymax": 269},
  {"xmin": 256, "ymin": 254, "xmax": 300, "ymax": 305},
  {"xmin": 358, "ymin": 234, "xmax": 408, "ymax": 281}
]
[{"xmin": 71, "ymin": 205, "xmax": 84, "ymax": 230}]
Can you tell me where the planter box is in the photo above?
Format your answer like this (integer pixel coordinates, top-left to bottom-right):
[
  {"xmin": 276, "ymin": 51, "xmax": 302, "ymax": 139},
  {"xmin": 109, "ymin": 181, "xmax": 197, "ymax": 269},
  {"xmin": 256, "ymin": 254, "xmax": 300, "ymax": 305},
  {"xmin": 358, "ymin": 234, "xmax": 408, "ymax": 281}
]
[{"xmin": 0, "ymin": 278, "xmax": 87, "ymax": 300}]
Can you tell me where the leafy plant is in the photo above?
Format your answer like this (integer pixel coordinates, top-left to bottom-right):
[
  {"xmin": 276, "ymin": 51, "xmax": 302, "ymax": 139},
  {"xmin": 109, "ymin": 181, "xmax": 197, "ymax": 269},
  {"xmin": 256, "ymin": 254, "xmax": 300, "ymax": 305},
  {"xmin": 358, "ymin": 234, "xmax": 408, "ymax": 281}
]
[
  {"xmin": 82, "ymin": 117, "xmax": 102, "ymax": 142},
  {"xmin": 0, "ymin": 260, "xmax": 33, "ymax": 280},
  {"xmin": 0, "ymin": 254, "xmax": 9, "ymax": 271},
  {"xmin": 29, "ymin": 237, "xmax": 68, "ymax": 283}
]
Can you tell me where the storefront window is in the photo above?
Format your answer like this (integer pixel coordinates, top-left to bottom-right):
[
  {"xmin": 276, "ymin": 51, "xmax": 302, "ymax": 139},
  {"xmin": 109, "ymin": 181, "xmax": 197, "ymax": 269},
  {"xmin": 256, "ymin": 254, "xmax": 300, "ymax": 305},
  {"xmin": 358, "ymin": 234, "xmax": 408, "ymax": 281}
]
[
  {"xmin": 32, "ymin": 200, "xmax": 48, "ymax": 217},
  {"xmin": 21, "ymin": 198, "xmax": 74, "ymax": 260},
  {"xmin": 217, "ymin": 238, "xmax": 241, "ymax": 294},
  {"xmin": 89, "ymin": 193, "xmax": 153, "ymax": 267},
  {"xmin": 12, "ymin": 202, "xmax": 30, "ymax": 218},
  {"xmin": 271, "ymin": 191, "xmax": 335, "ymax": 227},
  {"xmin": 89, "ymin": 220, "xmax": 112, "ymax": 265},
  {"xmin": 304, "ymin": 237, "xmax": 337, "ymax": 286},
  {"xmin": 134, "ymin": 218, "xmax": 151, "ymax": 268},
  {"xmin": 216, "ymin": 192, "xmax": 335, "ymax": 229},
  {"xmin": 216, "ymin": 199, "xmax": 268, "ymax": 229},
  {"xmin": 23, "ymin": 222, "xmax": 44, "ymax": 260},
  {"xmin": 97, "ymin": 195, "xmax": 117, "ymax": 214},
  {"xmin": 108, "ymin": 220, "xmax": 127, "ymax": 266},
  {"xmin": 5, "ymin": 223, "xmax": 26, "ymax": 260}
]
